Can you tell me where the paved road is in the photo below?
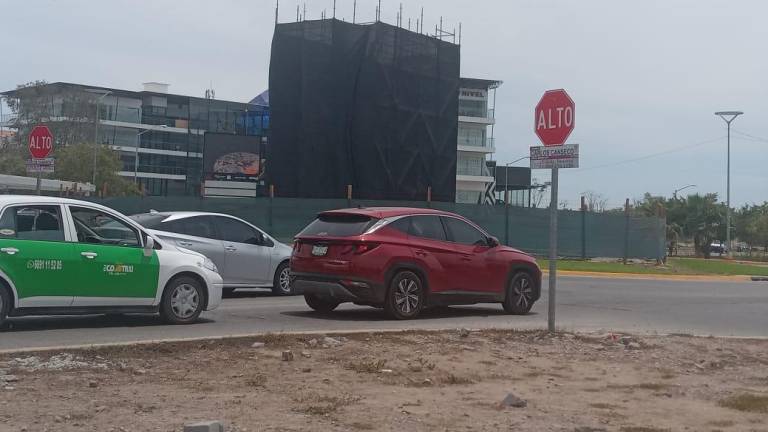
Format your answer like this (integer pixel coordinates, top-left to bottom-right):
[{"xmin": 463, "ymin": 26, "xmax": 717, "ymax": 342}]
[{"xmin": 1, "ymin": 275, "xmax": 767, "ymax": 351}]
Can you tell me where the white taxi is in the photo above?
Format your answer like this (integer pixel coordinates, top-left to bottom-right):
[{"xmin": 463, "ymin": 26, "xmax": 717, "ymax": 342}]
[{"xmin": 0, "ymin": 196, "xmax": 223, "ymax": 326}]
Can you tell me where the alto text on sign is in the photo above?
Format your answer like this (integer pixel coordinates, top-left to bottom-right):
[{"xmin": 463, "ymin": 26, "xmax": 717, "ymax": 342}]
[
  {"xmin": 534, "ymin": 89, "xmax": 575, "ymax": 146},
  {"xmin": 28, "ymin": 125, "xmax": 54, "ymax": 159}
]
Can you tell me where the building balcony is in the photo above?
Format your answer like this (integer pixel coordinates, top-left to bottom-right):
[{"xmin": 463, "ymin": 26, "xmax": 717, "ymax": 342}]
[
  {"xmin": 457, "ymin": 137, "xmax": 495, "ymax": 153},
  {"xmin": 458, "ymin": 108, "xmax": 495, "ymax": 125}
]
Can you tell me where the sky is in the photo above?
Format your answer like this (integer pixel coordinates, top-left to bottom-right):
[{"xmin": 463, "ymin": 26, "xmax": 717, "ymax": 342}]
[{"xmin": 1, "ymin": 0, "xmax": 766, "ymax": 208}]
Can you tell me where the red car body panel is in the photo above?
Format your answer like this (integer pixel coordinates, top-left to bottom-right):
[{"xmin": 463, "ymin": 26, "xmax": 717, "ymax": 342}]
[{"xmin": 290, "ymin": 207, "xmax": 541, "ymax": 308}]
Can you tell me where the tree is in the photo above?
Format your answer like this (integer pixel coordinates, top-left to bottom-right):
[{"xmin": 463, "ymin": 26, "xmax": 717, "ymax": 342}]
[
  {"xmin": 678, "ymin": 193, "xmax": 725, "ymax": 258},
  {"xmin": 56, "ymin": 143, "xmax": 139, "ymax": 196},
  {"xmin": 530, "ymin": 178, "xmax": 548, "ymax": 208},
  {"xmin": 582, "ymin": 190, "xmax": 608, "ymax": 212},
  {"xmin": 5, "ymin": 80, "xmax": 98, "ymax": 149}
]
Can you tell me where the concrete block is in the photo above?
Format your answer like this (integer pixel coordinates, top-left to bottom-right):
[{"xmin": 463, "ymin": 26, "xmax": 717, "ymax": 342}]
[{"xmin": 184, "ymin": 421, "xmax": 225, "ymax": 432}]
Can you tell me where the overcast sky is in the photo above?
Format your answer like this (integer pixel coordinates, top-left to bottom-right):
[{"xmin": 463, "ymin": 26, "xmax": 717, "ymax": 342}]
[{"xmin": 2, "ymin": 0, "xmax": 766, "ymax": 208}]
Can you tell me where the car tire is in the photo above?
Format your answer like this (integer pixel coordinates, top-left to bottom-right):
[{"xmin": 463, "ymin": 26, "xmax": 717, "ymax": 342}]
[
  {"xmin": 385, "ymin": 271, "xmax": 424, "ymax": 320},
  {"xmin": 503, "ymin": 271, "xmax": 535, "ymax": 315},
  {"xmin": 304, "ymin": 294, "xmax": 340, "ymax": 313},
  {"xmin": 272, "ymin": 262, "xmax": 293, "ymax": 296},
  {"xmin": 0, "ymin": 286, "xmax": 10, "ymax": 328},
  {"xmin": 160, "ymin": 276, "xmax": 205, "ymax": 324}
]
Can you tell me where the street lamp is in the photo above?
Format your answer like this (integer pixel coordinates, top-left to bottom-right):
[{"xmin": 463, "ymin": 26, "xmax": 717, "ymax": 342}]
[
  {"xmin": 715, "ymin": 110, "xmax": 744, "ymax": 258},
  {"xmin": 672, "ymin": 184, "xmax": 696, "ymax": 199},
  {"xmin": 505, "ymin": 156, "xmax": 530, "ymax": 205},
  {"xmin": 92, "ymin": 91, "xmax": 112, "ymax": 186},
  {"xmin": 134, "ymin": 125, "xmax": 167, "ymax": 183}
]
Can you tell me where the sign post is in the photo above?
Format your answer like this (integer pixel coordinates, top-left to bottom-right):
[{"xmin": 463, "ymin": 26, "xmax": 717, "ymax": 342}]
[
  {"xmin": 28, "ymin": 125, "xmax": 55, "ymax": 195},
  {"xmin": 531, "ymin": 89, "xmax": 576, "ymax": 333}
]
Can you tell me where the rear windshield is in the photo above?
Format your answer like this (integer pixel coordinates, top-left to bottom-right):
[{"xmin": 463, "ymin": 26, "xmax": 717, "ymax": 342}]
[
  {"xmin": 298, "ymin": 214, "xmax": 378, "ymax": 237},
  {"xmin": 130, "ymin": 213, "xmax": 169, "ymax": 229}
]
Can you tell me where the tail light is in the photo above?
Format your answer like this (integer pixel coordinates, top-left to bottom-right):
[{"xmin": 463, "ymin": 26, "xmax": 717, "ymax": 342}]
[{"xmin": 340, "ymin": 242, "xmax": 379, "ymax": 255}]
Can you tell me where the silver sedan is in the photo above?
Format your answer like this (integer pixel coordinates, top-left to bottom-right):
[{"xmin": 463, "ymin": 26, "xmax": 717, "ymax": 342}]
[{"xmin": 131, "ymin": 211, "xmax": 294, "ymax": 295}]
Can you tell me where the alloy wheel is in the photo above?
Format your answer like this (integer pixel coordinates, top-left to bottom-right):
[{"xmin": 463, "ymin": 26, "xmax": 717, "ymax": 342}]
[
  {"xmin": 394, "ymin": 277, "xmax": 421, "ymax": 314},
  {"xmin": 512, "ymin": 275, "xmax": 533, "ymax": 310},
  {"xmin": 279, "ymin": 266, "xmax": 291, "ymax": 293}
]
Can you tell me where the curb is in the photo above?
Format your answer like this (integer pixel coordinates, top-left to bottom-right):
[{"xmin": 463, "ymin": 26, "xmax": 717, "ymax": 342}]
[
  {"xmin": 3, "ymin": 327, "xmax": 768, "ymax": 355},
  {"xmin": 546, "ymin": 270, "xmax": 754, "ymax": 282}
]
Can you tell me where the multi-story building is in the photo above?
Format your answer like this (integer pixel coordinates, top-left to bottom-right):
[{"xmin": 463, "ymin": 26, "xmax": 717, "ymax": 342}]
[
  {"xmin": 1, "ymin": 82, "xmax": 268, "ymax": 196},
  {"xmin": 456, "ymin": 78, "xmax": 501, "ymax": 204}
]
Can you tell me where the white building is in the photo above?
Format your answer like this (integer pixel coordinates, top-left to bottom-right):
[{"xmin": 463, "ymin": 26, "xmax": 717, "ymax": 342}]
[{"xmin": 456, "ymin": 78, "xmax": 501, "ymax": 204}]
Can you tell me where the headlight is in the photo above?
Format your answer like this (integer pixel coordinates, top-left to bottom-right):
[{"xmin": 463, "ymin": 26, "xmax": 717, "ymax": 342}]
[{"xmin": 199, "ymin": 257, "xmax": 219, "ymax": 274}]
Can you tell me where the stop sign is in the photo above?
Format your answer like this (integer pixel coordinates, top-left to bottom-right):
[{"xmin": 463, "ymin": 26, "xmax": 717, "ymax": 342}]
[
  {"xmin": 535, "ymin": 89, "xmax": 575, "ymax": 146},
  {"xmin": 29, "ymin": 125, "xmax": 54, "ymax": 159}
]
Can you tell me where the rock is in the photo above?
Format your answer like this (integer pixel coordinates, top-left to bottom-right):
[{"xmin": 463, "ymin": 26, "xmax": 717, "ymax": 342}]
[
  {"xmin": 3, "ymin": 386, "xmax": 14, "ymax": 391},
  {"xmin": 184, "ymin": 421, "xmax": 225, "ymax": 432},
  {"xmin": 308, "ymin": 338, "xmax": 319, "ymax": 347},
  {"xmin": 301, "ymin": 367, "xmax": 312, "ymax": 373},
  {"xmin": 300, "ymin": 351, "xmax": 312, "ymax": 358},
  {"xmin": 251, "ymin": 342, "xmax": 265, "ymax": 349},
  {"xmin": 134, "ymin": 368, "xmax": 147, "ymax": 375},
  {"xmin": 619, "ymin": 336, "xmax": 633, "ymax": 346},
  {"xmin": 281, "ymin": 350, "xmax": 295, "ymax": 362},
  {"xmin": 458, "ymin": 328, "xmax": 470, "ymax": 338},
  {"xmin": 88, "ymin": 380, "xmax": 98, "ymax": 388},
  {"xmin": 0, "ymin": 375, "xmax": 18, "ymax": 383},
  {"xmin": 626, "ymin": 342, "xmax": 642, "ymax": 350},
  {"xmin": 380, "ymin": 369, "xmax": 394, "ymax": 374},
  {"xmin": 322, "ymin": 336, "xmax": 344, "ymax": 347},
  {"xmin": 498, "ymin": 392, "xmax": 527, "ymax": 409}
]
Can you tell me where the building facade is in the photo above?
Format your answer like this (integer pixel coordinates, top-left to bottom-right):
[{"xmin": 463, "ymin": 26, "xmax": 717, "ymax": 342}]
[
  {"xmin": 1, "ymin": 82, "xmax": 268, "ymax": 196},
  {"xmin": 456, "ymin": 78, "xmax": 501, "ymax": 204}
]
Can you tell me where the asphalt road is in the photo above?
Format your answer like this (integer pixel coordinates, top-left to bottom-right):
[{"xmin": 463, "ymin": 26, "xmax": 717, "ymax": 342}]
[{"xmin": 1, "ymin": 275, "xmax": 767, "ymax": 351}]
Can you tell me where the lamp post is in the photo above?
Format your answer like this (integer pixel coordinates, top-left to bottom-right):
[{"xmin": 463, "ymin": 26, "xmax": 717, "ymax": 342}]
[
  {"xmin": 672, "ymin": 184, "xmax": 696, "ymax": 200},
  {"xmin": 715, "ymin": 111, "xmax": 743, "ymax": 258},
  {"xmin": 505, "ymin": 156, "xmax": 530, "ymax": 204},
  {"xmin": 92, "ymin": 91, "xmax": 112, "ymax": 186}
]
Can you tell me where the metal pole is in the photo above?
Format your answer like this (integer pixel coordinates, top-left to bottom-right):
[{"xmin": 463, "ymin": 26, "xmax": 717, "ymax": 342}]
[
  {"xmin": 35, "ymin": 170, "xmax": 42, "ymax": 195},
  {"xmin": 726, "ymin": 121, "xmax": 731, "ymax": 258},
  {"xmin": 93, "ymin": 102, "xmax": 100, "ymax": 186},
  {"xmin": 548, "ymin": 166, "xmax": 559, "ymax": 333}
]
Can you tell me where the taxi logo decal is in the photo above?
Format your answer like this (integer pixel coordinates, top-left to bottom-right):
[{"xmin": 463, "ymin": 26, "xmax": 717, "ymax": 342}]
[
  {"xmin": 103, "ymin": 264, "xmax": 134, "ymax": 276},
  {"xmin": 0, "ymin": 229, "xmax": 14, "ymax": 236},
  {"xmin": 26, "ymin": 260, "xmax": 63, "ymax": 271}
]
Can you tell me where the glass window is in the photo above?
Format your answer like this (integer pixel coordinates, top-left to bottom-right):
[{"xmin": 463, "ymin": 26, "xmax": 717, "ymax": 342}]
[
  {"xmin": 0, "ymin": 205, "xmax": 64, "ymax": 242},
  {"xmin": 442, "ymin": 217, "xmax": 488, "ymax": 246},
  {"xmin": 387, "ymin": 217, "xmax": 411, "ymax": 234},
  {"xmin": 299, "ymin": 214, "xmax": 378, "ymax": 238},
  {"xmin": 215, "ymin": 216, "xmax": 262, "ymax": 244},
  {"xmin": 171, "ymin": 216, "xmax": 217, "ymax": 239},
  {"xmin": 70, "ymin": 207, "xmax": 140, "ymax": 247},
  {"xmin": 408, "ymin": 216, "xmax": 446, "ymax": 241}
]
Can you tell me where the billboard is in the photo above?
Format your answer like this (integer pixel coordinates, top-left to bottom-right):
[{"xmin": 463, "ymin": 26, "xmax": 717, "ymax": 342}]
[
  {"xmin": 203, "ymin": 133, "xmax": 264, "ymax": 182},
  {"xmin": 269, "ymin": 19, "xmax": 460, "ymax": 201}
]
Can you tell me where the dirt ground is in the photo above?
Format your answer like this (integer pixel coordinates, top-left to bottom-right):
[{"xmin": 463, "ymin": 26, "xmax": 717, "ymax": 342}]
[{"xmin": 2, "ymin": 330, "xmax": 768, "ymax": 432}]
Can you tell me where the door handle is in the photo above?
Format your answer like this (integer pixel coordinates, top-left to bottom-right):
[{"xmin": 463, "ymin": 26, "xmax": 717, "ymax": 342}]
[
  {"xmin": 0, "ymin": 247, "xmax": 19, "ymax": 255},
  {"xmin": 225, "ymin": 245, "xmax": 237, "ymax": 252},
  {"xmin": 414, "ymin": 249, "xmax": 427, "ymax": 257},
  {"xmin": 81, "ymin": 252, "xmax": 98, "ymax": 259},
  {"xmin": 178, "ymin": 241, "xmax": 193, "ymax": 247}
]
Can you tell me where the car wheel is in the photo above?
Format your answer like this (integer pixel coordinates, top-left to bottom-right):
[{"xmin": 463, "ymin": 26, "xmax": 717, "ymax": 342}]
[
  {"xmin": 503, "ymin": 271, "xmax": 535, "ymax": 315},
  {"xmin": 160, "ymin": 276, "xmax": 205, "ymax": 324},
  {"xmin": 0, "ymin": 287, "xmax": 9, "ymax": 328},
  {"xmin": 272, "ymin": 262, "xmax": 293, "ymax": 296},
  {"xmin": 385, "ymin": 271, "xmax": 424, "ymax": 320},
  {"xmin": 304, "ymin": 294, "xmax": 340, "ymax": 312}
]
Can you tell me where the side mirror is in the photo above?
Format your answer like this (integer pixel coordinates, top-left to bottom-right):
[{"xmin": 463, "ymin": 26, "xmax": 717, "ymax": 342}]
[
  {"xmin": 488, "ymin": 236, "xmax": 500, "ymax": 248},
  {"xmin": 144, "ymin": 236, "xmax": 155, "ymax": 257}
]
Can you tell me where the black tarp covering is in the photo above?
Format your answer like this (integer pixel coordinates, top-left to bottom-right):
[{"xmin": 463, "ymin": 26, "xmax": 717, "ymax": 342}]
[{"xmin": 268, "ymin": 19, "xmax": 460, "ymax": 201}]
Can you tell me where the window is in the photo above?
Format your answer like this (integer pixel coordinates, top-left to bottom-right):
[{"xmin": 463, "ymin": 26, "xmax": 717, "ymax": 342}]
[
  {"xmin": 387, "ymin": 217, "xmax": 411, "ymax": 234},
  {"xmin": 215, "ymin": 216, "xmax": 262, "ymax": 245},
  {"xmin": 70, "ymin": 207, "xmax": 140, "ymax": 247},
  {"xmin": 408, "ymin": 216, "xmax": 446, "ymax": 241},
  {"xmin": 167, "ymin": 216, "xmax": 217, "ymax": 239},
  {"xmin": 442, "ymin": 217, "xmax": 488, "ymax": 246},
  {"xmin": 299, "ymin": 214, "xmax": 378, "ymax": 237},
  {"xmin": 0, "ymin": 205, "xmax": 65, "ymax": 242}
]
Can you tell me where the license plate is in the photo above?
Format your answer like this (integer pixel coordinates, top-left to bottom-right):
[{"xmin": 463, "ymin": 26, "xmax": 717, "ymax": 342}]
[{"xmin": 312, "ymin": 245, "xmax": 328, "ymax": 256}]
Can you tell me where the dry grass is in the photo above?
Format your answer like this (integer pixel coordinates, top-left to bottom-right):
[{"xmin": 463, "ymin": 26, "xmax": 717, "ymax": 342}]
[
  {"xmin": 718, "ymin": 393, "xmax": 768, "ymax": 413},
  {"xmin": 345, "ymin": 358, "xmax": 387, "ymax": 374},
  {"xmin": 620, "ymin": 427, "xmax": 671, "ymax": 432},
  {"xmin": 440, "ymin": 373, "xmax": 474, "ymax": 385},
  {"xmin": 294, "ymin": 393, "xmax": 363, "ymax": 416},
  {"xmin": 589, "ymin": 402, "xmax": 620, "ymax": 410}
]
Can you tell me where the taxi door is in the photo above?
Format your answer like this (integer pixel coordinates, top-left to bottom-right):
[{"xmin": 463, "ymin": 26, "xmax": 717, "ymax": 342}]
[
  {"xmin": 0, "ymin": 204, "xmax": 76, "ymax": 307},
  {"xmin": 66, "ymin": 205, "xmax": 160, "ymax": 306}
]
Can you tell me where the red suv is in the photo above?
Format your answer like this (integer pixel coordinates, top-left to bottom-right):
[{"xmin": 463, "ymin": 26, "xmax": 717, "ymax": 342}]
[{"xmin": 290, "ymin": 207, "xmax": 541, "ymax": 319}]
